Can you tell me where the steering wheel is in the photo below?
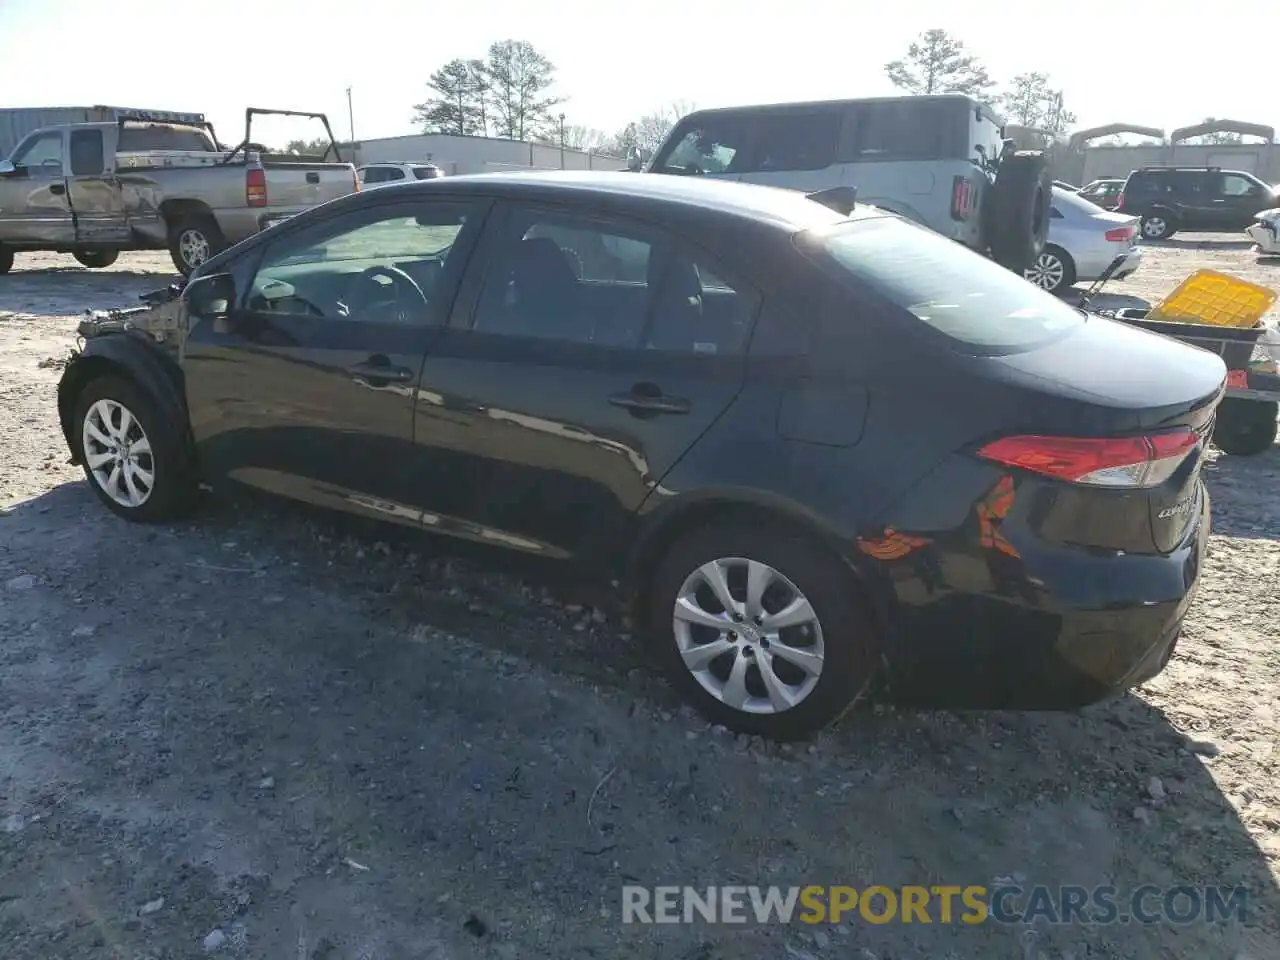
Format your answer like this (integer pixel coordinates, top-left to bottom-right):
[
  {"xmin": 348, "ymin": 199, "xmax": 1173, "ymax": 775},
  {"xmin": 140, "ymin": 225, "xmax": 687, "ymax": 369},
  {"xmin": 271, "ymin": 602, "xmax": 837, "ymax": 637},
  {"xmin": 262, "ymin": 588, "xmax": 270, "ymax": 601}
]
[{"xmin": 346, "ymin": 264, "xmax": 429, "ymax": 323}]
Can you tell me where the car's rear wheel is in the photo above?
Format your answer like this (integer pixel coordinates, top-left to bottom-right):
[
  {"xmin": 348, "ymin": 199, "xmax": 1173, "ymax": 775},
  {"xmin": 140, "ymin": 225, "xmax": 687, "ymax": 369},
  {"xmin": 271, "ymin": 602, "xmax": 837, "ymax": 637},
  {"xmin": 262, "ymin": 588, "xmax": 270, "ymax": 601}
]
[
  {"xmin": 1140, "ymin": 213, "xmax": 1175, "ymax": 240},
  {"xmin": 73, "ymin": 376, "xmax": 198, "ymax": 522},
  {"xmin": 646, "ymin": 521, "xmax": 877, "ymax": 740},
  {"xmin": 74, "ymin": 250, "xmax": 119, "ymax": 269},
  {"xmin": 168, "ymin": 216, "xmax": 225, "ymax": 276},
  {"xmin": 1023, "ymin": 245, "xmax": 1076, "ymax": 295}
]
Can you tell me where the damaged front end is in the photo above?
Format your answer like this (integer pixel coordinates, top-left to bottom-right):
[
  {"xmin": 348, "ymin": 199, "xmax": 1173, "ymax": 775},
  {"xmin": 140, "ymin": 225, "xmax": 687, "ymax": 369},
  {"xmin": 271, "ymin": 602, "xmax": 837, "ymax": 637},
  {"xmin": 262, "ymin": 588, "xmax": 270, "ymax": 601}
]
[
  {"xmin": 1247, "ymin": 208, "xmax": 1280, "ymax": 256},
  {"xmin": 76, "ymin": 280, "xmax": 188, "ymax": 354}
]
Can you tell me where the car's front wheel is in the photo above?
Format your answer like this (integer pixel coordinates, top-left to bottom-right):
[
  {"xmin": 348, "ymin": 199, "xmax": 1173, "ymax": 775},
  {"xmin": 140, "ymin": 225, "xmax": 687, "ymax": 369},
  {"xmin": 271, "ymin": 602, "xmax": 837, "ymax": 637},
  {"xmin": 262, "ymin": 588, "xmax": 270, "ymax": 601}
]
[
  {"xmin": 73, "ymin": 376, "xmax": 198, "ymax": 522},
  {"xmin": 1023, "ymin": 245, "xmax": 1076, "ymax": 295},
  {"xmin": 646, "ymin": 521, "xmax": 878, "ymax": 740}
]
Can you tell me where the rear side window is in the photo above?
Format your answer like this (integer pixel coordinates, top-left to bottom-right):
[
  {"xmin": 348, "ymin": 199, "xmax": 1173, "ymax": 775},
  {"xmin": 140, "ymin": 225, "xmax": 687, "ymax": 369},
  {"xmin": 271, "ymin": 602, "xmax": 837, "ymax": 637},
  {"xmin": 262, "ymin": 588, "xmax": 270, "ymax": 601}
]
[
  {"xmin": 412, "ymin": 165, "xmax": 442, "ymax": 180},
  {"xmin": 850, "ymin": 101, "xmax": 963, "ymax": 162},
  {"xmin": 70, "ymin": 130, "xmax": 105, "ymax": 175},
  {"xmin": 806, "ymin": 217, "xmax": 1083, "ymax": 352},
  {"xmin": 750, "ymin": 112, "xmax": 839, "ymax": 172}
]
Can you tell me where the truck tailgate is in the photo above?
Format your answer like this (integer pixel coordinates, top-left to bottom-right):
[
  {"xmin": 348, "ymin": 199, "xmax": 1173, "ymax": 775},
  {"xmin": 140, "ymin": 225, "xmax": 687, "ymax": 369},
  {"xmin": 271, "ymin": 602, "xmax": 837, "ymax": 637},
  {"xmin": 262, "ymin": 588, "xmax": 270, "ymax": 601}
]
[{"xmin": 263, "ymin": 163, "xmax": 356, "ymax": 211}]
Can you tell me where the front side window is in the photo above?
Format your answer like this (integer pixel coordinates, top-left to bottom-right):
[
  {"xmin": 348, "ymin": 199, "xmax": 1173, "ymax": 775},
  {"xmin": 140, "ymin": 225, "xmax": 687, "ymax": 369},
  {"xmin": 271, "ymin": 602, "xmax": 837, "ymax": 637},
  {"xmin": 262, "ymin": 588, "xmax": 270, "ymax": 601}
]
[
  {"xmin": 247, "ymin": 203, "xmax": 472, "ymax": 323},
  {"xmin": 1219, "ymin": 174, "xmax": 1260, "ymax": 197},
  {"xmin": 805, "ymin": 216, "xmax": 1084, "ymax": 352},
  {"xmin": 651, "ymin": 118, "xmax": 748, "ymax": 176},
  {"xmin": 12, "ymin": 132, "xmax": 64, "ymax": 175}
]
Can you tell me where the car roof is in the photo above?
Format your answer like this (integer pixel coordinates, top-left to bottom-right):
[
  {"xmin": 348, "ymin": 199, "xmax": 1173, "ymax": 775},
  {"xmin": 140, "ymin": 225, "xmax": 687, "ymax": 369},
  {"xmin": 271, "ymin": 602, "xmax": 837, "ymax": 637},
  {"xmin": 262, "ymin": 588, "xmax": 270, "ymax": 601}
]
[{"xmin": 363, "ymin": 170, "xmax": 866, "ymax": 232}]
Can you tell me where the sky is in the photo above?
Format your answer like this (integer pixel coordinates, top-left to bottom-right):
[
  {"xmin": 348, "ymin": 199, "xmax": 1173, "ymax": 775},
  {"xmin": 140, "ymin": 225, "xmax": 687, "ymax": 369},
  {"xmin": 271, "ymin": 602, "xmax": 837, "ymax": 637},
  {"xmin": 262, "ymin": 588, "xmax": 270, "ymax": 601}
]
[{"xmin": 2, "ymin": 0, "xmax": 1277, "ymax": 147}]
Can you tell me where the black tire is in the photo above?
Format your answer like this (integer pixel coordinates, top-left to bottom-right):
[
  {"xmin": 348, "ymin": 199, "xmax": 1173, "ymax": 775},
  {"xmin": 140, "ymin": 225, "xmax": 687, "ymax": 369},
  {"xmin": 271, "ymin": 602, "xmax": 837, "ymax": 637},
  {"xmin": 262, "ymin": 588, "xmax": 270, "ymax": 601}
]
[
  {"xmin": 72, "ymin": 375, "xmax": 198, "ymax": 522},
  {"xmin": 1213, "ymin": 398, "xmax": 1278, "ymax": 456},
  {"xmin": 1140, "ymin": 211, "xmax": 1176, "ymax": 241},
  {"xmin": 0, "ymin": 245, "xmax": 13, "ymax": 275},
  {"xmin": 73, "ymin": 250, "xmax": 120, "ymax": 269},
  {"xmin": 1023, "ymin": 244, "xmax": 1077, "ymax": 295},
  {"xmin": 986, "ymin": 151, "xmax": 1052, "ymax": 272},
  {"xmin": 645, "ymin": 521, "xmax": 878, "ymax": 740},
  {"xmin": 168, "ymin": 216, "xmax": 225, "ymax": 276}
]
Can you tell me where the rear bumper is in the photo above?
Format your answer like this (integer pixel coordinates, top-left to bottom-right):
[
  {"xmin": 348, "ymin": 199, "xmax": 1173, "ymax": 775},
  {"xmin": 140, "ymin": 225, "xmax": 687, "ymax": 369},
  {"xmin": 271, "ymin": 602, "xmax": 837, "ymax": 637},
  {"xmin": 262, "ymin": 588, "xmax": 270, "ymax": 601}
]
[
  {"xmin": 1079, "ymin": 245, "xmax": 1143, "ymax": 283},
  {"xmin": 884, "ymin": 485, "xmax": 1210, "ymax": 709}
]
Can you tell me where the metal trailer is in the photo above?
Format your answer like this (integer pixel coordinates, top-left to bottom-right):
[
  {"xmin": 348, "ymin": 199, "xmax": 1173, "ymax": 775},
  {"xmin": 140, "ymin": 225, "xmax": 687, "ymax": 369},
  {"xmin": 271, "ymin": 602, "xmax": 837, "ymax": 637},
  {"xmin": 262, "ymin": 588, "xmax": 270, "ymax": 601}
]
[
  {"xmin": 1106, "ymin": 308, "xmax": 1280, "ymax": 456},
  {"xmin": 0, "ymin": 106, "xmax": 203, "ymax": 158}
]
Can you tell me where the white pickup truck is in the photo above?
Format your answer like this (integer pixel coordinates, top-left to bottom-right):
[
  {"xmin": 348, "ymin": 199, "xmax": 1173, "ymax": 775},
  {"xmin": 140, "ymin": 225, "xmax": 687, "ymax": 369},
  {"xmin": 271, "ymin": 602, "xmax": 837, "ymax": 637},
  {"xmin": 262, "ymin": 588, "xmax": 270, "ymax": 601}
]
[{"xmin": 0, "ymin": 108, "xmax": 358, "ymax": 276}]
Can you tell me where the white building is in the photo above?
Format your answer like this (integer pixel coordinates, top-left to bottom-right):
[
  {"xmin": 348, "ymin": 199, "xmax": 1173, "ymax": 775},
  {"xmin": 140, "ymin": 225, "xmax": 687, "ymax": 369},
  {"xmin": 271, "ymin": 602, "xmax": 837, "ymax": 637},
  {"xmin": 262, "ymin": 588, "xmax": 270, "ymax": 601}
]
[{"xmin": 345, "ymin": 132, "xmax": 624, "ymax": 176}]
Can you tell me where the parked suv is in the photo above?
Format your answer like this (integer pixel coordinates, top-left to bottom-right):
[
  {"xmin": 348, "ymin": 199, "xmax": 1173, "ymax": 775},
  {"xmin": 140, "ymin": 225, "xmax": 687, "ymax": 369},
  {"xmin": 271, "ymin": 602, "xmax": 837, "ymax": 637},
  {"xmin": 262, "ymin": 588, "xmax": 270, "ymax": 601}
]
[
  {"xmin": 1117, "ymin": 167, "xmax": 1279, "ymax": 240},
  {"xmin": 641, "ymin": 95, "xmax": 1053, "ymax": 272}
]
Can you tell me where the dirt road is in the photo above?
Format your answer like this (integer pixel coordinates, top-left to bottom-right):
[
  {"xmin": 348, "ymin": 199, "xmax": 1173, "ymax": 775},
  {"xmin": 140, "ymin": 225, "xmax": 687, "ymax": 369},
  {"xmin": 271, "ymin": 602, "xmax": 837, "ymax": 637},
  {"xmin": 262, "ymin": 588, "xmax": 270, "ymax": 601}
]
[{"xmin": 2, "ymin": 246, "xmax": 1279, "ymax": 959}]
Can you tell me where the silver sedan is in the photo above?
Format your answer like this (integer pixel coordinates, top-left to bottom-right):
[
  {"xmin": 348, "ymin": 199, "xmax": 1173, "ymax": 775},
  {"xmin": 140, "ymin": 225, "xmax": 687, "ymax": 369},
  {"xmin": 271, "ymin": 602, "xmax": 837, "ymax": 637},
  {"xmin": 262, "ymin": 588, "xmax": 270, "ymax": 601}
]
[{"xmin": 1025, "ymin": 187, "xmax": 1144, "ymax": 295}]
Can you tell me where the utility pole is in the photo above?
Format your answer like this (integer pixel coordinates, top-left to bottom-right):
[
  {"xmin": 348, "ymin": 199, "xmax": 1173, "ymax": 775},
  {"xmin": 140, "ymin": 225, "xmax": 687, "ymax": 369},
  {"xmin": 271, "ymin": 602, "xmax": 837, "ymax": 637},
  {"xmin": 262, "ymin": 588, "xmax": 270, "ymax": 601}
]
[
  {"xmin": 345, "ymin": 87, "xmax": 355, "ymax": 143},
  {"xmin": 559, "ymin": 112, "xmax": 566, "ymax": 169}
]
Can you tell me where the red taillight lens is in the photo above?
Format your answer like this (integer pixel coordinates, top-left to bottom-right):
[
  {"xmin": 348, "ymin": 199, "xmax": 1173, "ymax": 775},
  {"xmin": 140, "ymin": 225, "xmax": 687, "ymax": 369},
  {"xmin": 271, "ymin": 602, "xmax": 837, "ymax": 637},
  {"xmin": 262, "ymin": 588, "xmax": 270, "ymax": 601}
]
[
  {"xmin": 352, "ymin": 169, "xmax": 360, "ymax": 192},
  {"xmin": 1105, "ymin": 226, "xmax": 1136, "ymax": 242},
  {"xmin": 1115, "ymin": 191, "xmax": 1125, "ymax": 210},
  {"xmin": 977, "ymin": 428, "xmax": 1198, "ymax": 488},
  {"xmin": 951, "ymin": 176, "xmax": 972, "ymax": 221},
  {"xmin": 246, "ymin": 168, "xmax": 267, "ymax": 208}
]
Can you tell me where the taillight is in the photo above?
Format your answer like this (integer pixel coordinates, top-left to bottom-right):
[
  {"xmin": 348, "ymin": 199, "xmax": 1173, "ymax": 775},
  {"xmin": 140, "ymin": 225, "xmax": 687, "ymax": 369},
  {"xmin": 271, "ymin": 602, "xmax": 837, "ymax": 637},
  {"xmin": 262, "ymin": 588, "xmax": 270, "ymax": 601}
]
[
  {"xmin": 977, "ymin": 428, "xmax": 1198, "ymax": 488},
  {"xmin": 1105, "ymin": 226, "xmax": 1136, "ymax": 242},
  {"xmin": 352, "ymin": 168, "xmax": 360, "ymax": 192},
  {"xmin": 951, "ymin": 176, "xmax": 973, "ymax": 220},
  {"xmin": 246, "ymin": 168, "xmax": 267, "ymax": 207},
  {"xmin": 1115, "ymin": 191, "xmax": 1125, "ymax": 210}
]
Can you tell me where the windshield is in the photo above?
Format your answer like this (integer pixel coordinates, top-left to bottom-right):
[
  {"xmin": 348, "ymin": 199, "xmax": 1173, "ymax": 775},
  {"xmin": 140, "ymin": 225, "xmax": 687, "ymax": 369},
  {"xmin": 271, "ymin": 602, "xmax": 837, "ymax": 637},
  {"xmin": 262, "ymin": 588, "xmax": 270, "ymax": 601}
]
[{"xmin": 807, "ymin": 217, "xmax": 1084, "ymax": 352}]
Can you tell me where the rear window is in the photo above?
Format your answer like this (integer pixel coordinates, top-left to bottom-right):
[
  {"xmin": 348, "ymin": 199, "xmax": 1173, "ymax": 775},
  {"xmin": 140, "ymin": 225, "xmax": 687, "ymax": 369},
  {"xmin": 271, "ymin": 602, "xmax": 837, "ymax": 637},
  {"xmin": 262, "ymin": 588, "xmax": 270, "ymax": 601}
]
[
  {"xmin": 412, "ymin": 165, "xmax": 442, "ymax": 180},
  {"xmin": 807, "ymin": 217, "xmax": 1083, "ymax": 352},
  {"xmin": 1053, "ymin": 187, "xmax": 1108, "ymax": 215}
]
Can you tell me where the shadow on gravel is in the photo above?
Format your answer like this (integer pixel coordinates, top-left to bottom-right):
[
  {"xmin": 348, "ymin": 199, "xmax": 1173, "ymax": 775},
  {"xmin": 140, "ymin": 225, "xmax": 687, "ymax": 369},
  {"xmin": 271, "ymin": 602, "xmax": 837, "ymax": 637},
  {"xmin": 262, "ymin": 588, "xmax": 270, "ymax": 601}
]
[
  {"xmin": 3, "ymin": 477, "xmax": 1278, "ymax": 959},
  {"xmin": 1202, "ymin": 447, "xmax": 1280, "ymax": 541}
]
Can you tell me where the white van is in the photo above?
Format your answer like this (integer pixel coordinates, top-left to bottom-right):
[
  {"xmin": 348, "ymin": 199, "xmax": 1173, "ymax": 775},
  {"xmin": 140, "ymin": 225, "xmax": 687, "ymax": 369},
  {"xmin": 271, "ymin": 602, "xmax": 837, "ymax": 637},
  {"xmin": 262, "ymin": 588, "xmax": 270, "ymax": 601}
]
[{"xmin": 642, "ymin": 95, "xmax": 1052, "ymax": 271}]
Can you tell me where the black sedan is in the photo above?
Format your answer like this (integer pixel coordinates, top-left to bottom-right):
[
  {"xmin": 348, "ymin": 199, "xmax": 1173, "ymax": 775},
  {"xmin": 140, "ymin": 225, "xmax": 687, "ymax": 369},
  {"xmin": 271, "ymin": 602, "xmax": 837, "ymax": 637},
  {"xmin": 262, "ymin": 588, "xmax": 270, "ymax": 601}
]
[{"xmin": 57, "ymin": 171, "xmax": 1225, "ymax": 740}]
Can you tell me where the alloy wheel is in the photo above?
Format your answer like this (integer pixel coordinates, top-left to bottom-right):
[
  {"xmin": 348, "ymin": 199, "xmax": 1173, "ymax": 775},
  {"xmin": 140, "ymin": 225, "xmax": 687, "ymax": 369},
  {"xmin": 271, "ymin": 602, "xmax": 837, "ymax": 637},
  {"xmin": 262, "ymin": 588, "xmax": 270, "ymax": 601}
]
[
  {"xmin": 178, "ymin": 229, "xmax": 211, "ymax": 269},
  {"xmin": 1142, "ymin": 217, "xmax": 1168, "ymax": 239},
  {"xmin": 671, "ymin": 557, "xmax": 825, "ymax": 715},
  {"xmin": 81, "ymin": 398, "xmax": 155, "ymax": 508},
  {"xmin": 1025, "ymin": 252, "xmax": 1066, "ymax": 292}
]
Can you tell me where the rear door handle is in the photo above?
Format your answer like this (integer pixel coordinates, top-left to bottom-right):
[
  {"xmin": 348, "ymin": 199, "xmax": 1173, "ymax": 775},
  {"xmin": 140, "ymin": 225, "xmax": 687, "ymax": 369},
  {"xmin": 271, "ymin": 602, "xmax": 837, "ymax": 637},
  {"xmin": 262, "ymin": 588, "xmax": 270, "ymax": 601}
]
[
  {"xmin": 349, "ymin": 357, "xmax": 415, "ymax": 384},
  {"xmin": 50, "ymin": 183, "xmax": 66, "ymax": 195},
  {"xmin": 608, "ymin": 390, "xmax": 691, "ymax": 415},
  {"xmin": 306, "ymin": 171, "xmax": 320, "ymax": 184}
]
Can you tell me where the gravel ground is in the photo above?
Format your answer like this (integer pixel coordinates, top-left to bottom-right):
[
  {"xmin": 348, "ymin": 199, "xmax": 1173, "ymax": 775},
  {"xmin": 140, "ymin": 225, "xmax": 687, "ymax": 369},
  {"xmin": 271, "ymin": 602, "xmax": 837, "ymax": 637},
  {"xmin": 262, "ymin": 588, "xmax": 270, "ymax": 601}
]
[{"xmin": 1, "ymin": 243, "xmax": 1279, "ymax": 960}]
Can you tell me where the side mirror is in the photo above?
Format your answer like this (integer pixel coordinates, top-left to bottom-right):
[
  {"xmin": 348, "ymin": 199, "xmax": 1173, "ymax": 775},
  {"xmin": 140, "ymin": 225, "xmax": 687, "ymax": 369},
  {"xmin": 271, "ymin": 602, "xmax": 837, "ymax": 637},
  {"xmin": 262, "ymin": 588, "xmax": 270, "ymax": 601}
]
[
  {"xmin": 0, "ymin": 160, "xmax": 15, "ymax": 177},
  {"xmin": 184, "ymin": 272, "xmax": 235, "ymax": 320}
]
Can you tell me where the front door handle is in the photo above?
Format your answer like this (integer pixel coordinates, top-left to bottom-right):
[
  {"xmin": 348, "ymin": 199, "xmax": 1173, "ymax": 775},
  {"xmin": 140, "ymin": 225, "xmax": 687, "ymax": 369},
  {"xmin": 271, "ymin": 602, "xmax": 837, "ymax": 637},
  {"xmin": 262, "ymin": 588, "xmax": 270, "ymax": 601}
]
[
  {"xmin": 348, "ymin": 357, "xmax": 415, "ymax": 384},
  {"xmin": 608, "ymin": 385, "xmax": 691, "ymax": 415}
]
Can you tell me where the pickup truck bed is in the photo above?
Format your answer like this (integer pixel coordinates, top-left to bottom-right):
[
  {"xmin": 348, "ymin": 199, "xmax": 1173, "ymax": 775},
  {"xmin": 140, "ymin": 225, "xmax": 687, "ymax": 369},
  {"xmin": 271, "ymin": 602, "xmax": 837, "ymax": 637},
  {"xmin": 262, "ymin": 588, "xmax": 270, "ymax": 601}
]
[{"xmin": 0, "ymin": 111, "xmax": 357, "ymax": 276}]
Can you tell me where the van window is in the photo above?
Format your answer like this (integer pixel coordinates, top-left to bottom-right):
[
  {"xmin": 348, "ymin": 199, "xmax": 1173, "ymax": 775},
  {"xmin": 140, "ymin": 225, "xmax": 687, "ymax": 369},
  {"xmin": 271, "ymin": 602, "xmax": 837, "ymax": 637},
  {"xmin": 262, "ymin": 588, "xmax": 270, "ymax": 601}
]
[
  {"xmin": 750, "ymin": 112, "xmax": 838, "ymax": 172},
  {"xmin": 651, "ymin": 117, "xmax": 749, "ymax": 175},
  {"xmin": 805, "ymin": 216, "xmax": 1083, "ymax": 352}
]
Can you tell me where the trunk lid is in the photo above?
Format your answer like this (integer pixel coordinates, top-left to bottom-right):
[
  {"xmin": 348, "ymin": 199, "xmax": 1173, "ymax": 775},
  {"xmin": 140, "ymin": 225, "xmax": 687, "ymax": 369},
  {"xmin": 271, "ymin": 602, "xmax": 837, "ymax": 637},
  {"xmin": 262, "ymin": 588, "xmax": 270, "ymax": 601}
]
[{"xmin": 989, "ymin": 315, "xmax": 1224, "ymax": 553}]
